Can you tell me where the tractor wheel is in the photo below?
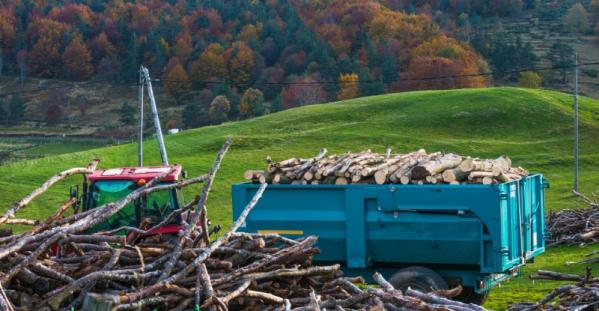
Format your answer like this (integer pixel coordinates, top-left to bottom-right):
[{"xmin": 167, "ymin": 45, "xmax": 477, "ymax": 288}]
[
  {"xmin": 388, "ymin": 266, "xmax": 448, "ymax": 293},
  {"xmin": 455, "ymin": 287, "xmax": 489, "ymax": 305}
]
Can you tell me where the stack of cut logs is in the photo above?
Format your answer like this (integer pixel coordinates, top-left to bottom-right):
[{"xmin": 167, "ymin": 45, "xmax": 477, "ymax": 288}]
[
  {"xmin": 246, "ymin": 148, "xmax": 529, "ymax": 185},
  {"xmin": 0, "ymin": 140, "xmax": 487, "ymax": 311},
  {"xmin": 546, "ymin": 191, "xmax": 599, "ymax": 264},
  {"xmin": 508, "ymin": 268, "xmax": 599, "ymax": 311},
  {"xmin": 509, "ymin": 191, "xmax": 599, "ymax": 310}
]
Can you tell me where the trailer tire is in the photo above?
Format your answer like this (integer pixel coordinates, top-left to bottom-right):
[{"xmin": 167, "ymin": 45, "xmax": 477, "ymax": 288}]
[
  {"xmin": 455, "ymin": 287, "xmax": 489, "ymax": 305},
  {"xmin": 388, "ymin": 266, "xmax": 448, "ymax": 293}
]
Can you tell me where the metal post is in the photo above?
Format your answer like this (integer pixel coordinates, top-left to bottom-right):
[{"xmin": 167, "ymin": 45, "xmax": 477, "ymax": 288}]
[
  {"xmin": 573, "ymin": 54, "xmax": 579, "ymax": 192},
  {"xmin": 141, "ymin": 66, "xmax": 169, "ymax": 165},
  {"xmin": 137, "ymin": 67, "xmax": 144, "ymax": 167}
]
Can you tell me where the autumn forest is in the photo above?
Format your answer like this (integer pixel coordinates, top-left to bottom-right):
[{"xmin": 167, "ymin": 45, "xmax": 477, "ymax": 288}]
[{"xmin": 0, "ymin": 0, "xmax": 596, "ymax": 129}]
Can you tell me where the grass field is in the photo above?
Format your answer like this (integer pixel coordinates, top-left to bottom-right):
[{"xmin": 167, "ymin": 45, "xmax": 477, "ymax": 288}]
[
  {"xmin": 0, "ymin": 137, "xmax": 114, "ymax": 163},
  {"xmin": 0, "ymin": 87, "xmax": 598, "ymax": 310}
]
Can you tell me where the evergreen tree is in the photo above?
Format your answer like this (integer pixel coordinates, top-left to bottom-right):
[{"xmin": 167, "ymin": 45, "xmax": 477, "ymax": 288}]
[
  {"xmin": 268, "ymin": 95, "xmax": 282, "ymax": 113},
  {"xmin": 119, "ymin": 101, "xmax": 135, "ymax": 125},
  {"xmin": 123, "ymin": 33, "xmax": 139, "ymax": 82},
  {"xmin": 9, "ymin": 94, "xmax": 25, "ymax": 125},
  {"xmin": 147, "ymin": 30, "xmax": 166, "ymax": 74},
  {"xmin": 563, "ymin": 3, "xmax": 590, "ymax": 33},
  {"xmin": 547, "ymin": 43, "xmax": 575, "ymax": 82},
  {"xmin": 591, "ymin": 0, "xmax": 599, "ymax": 22},
  {"xmin": 182, "ymin": 102, "xmax": 209, "ymax": 128},
  {"xmin": 1, "ymin": 98, "xmax": 8, "ymax": 127},
  {"xmin": 358, "ymin": 68, "xmax": 384, "ymax": 97}
]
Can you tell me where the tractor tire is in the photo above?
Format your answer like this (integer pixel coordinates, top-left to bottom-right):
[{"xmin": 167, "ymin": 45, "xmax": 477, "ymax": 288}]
[
  {"xmin": 455, "ymin": 287, "xmax": 489, "ymax": 305},
  {"xmin": 388, "ymin": 266, "xmax": 448, "ymax": 293}
]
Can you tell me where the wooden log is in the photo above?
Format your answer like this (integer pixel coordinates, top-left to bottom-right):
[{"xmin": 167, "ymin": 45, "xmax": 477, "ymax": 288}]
[
  {"xmin": 491, "ymin": 156, "xmax": 511, "ymax": 174},
  {"xmin": 15, "ymin": 268, "xmax": 55, "ymax": 295},
  {"xmin": 303, "ymin": 170, "xmax": 314, "ymax": 181},
  {"xmin": 278, "ymin": 158, "xmax": 300, "ymax": 168},
  {"xmin": 468, "ymin": 171, "xmax": 497, "ymax": 180},
  {"xmin": 374, "ymin": 170, "xmax": 388, "ymax": 185},
  {"xmin": 335, "ymin": 177, "xmax": 348, "ymax": 185},
  {"xmin": 390, "ymin": 151, "xmax": 432, "ymax": 182},
  {"xmin": 273, "ymin": 174, "xmax": 291, "ymax": 185},
  {"xmin": 459, "ymin": 158, "xmax": 493, "ymax": 173},
  {"xmin": 442, "ymin": 167, "xmax": 468, "ymax": 183},
  {"xmin": 411, "ymin": 153, "xmax": 462, "ymax": 179},
  {"xmin": 244, "ymin": 170, "xmax": 264, "ymax": 180},
  {"xmin": 509, "ymin": 166, "xmax": 529, "ymax": 176},
  {"xmin": 482, "ymin": 177, "xmax": 495, "ymax": 185}
]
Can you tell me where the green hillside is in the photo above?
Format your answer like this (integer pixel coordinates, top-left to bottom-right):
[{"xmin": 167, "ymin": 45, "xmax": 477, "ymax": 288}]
[{"xmin": 0, "ymin": 87, "xmax": 598, "ymax": 309}]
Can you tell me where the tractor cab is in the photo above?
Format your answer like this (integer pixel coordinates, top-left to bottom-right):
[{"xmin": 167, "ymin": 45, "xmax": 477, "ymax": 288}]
[{"xmin": 78, "ymin": 164, "xmax": 184, "ymax": 235}]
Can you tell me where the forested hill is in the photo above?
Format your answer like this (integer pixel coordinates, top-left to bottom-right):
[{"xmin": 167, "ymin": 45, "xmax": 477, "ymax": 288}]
[
  {"xmin": 0, "ymin": 0, "xmax": 597, "ymax": 135},
  {"xmin": 0, "ymin": 1, "xmax": 488, "ymax": 125}
]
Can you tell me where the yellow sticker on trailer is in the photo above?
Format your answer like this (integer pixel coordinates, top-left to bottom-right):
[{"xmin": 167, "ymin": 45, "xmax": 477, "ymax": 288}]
[{"xmin": 258, "ymin": 230, "xmax": 304, "ymax": 235}]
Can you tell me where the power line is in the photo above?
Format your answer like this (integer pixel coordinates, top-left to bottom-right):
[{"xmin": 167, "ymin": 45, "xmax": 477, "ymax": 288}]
[
  {"xmin": 0, "ymin": 78, "xmax": 137, "ymax": 98},
  {"xmin": 157, "ymin": 61, "xmax": 599, "ymax": 86},
  {"xmin": 1, "ymin": 61, "xmax": 598, "ymax": 98}
]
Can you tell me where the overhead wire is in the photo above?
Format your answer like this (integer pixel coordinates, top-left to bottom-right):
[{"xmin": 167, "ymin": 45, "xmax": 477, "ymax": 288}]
[{"xmin": 0, "ymin": 61, "xmax": 598, "ymax": 98}]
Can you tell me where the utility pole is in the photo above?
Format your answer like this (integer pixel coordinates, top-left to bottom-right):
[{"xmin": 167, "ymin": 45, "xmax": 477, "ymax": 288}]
[
  {"xmin": 573, "ymin": 54, "xmax": 579, "ymax": 192},
  {"xmin": 141, "ymin": 66, "xmax": 169, "ymax": 165},
  {"xmin": 137, "ymin": 67, "xmax": 144, "ymax": 167}
]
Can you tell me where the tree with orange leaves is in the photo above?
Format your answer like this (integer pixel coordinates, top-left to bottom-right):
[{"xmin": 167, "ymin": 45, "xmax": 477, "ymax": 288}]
[
  {"xmin": 28, "ymin": 19, "xmax": 67, "ymax": 78},
  {"xmin": 225, "ymin": 41, "xmax": 255, "ymax": 88},
  {"xmin": 62, "ymin": 37, "xmax": 94, "ymax": 80},
  {"xmin": 401, "ymin": 35, "xmax": 488, "ymax": 90},
  {"xmin": 89, "ymin": 32, "xmax": 116, "ymax": 62},
  {"xmin": 162, "ymin": 57, "xmax": 190, "ymax": 103},
  {"xmin": 337, "ymin": 73, "xmax": 359, "ymax": 100}
]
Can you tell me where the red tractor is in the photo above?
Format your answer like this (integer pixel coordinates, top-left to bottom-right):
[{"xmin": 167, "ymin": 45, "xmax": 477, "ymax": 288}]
[{"xmin": 74, "ymin": 164, "xmax": 185, "ymax": 237}]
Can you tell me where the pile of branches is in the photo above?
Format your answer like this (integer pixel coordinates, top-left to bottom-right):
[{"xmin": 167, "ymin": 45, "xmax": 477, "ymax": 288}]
[
  {"xmin": 546, "ymin": 191, "xmax": 599, "ymax": 248},
  {"xmin": 245, "ymin": 148, "xmax": 529, "ymax": 185},
  {"xmin": 508, "ymin": 268, "xmax": 599, "ymax": 311},
  {"xmin": 0, "ymin": 140, "xmax": 487, "ymax": 311}
]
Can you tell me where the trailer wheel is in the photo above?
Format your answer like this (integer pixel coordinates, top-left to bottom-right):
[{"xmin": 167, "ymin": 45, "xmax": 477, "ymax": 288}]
[
  {"xmin": 388, "ymin": 266, "xmax": 448, "ymax": 293},
  {"xmin": 455, "ymin": 287, "xmax": 489, "ymax": 305}
]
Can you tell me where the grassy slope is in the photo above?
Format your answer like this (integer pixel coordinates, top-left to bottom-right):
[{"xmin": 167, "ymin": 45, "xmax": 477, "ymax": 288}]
[{"xmin": 0, "ymin": 87, "xmax": 598, "ymax": 309}]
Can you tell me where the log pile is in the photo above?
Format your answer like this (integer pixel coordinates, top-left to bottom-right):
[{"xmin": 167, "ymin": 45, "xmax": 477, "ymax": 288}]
[
  {"xmin": 546, "ymin": 191, "xmax": 599, "ymax": 247},
  {"xmin": 508, "ymin": 268, "xmax": 599, "ymax": 311},
  {"xmin": 246, "ymin": 148, "xmax": 529, "ymax": 185},
  {"xmin": 0, "ymin": 140, "xmax": 488, "ymax": 311}
]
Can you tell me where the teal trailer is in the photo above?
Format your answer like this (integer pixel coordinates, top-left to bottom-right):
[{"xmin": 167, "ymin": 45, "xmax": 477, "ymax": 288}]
[{"xmin": 232, "ymin": 174, "xmax": 546, "ymax": 304}]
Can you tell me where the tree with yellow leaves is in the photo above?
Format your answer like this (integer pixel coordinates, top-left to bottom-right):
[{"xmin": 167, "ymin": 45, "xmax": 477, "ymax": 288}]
[
  {"xmin": 189, "ymin": 43, "xmax": 227, "ymax": 83},
  {"xmin": 337, "ymin": 73, "xmax": 359, "ymax": 100},
  {"xmin": 518, "ymin": 71, "xmax": 542, "ymax": 88},
  {"xmin": 239, "ymin": 88, "xmax": 265, "ymax": 119}
]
